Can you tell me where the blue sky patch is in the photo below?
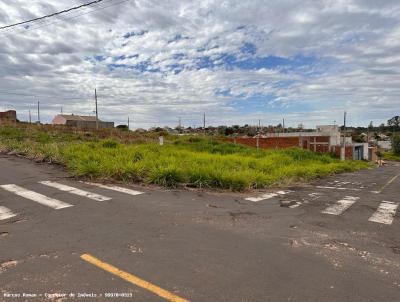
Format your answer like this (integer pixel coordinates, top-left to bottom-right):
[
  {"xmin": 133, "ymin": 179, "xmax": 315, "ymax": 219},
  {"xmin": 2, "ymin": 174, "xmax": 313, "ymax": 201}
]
[
  {"xmin": 240, "ymin": 42, "xmax": 257, "ymax": 55},
  {"xmin": 123, "ymin": 30, "xmax": 147, "ymax": 39}
]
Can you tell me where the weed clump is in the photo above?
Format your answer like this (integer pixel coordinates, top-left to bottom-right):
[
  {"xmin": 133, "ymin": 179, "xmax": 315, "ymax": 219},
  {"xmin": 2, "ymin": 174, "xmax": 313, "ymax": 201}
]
[{"xmin": 102, "ymin": 139, "xmax": 119, "ymax": 148}]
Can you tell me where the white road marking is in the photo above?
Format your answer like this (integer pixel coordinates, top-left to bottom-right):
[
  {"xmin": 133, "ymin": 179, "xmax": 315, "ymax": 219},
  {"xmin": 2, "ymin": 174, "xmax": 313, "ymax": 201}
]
[
  {"xmin": 245, "ymin": 190, "xmax": 291, "ymax": 202},
  {"xmin": 316, "ymin": 186, "xmax": 361, "ymax": 191},
  {"xmin": 276, "ymin": 190, "xmax": 293, "ymax": 195},
  {"xmin": 368, "ymin": 201, "xmax": 398, "ymax": 225},
  {"xmin": 374, "ymin": 174, "xmax": 399, "ymax": 194},
  {"xmin": 0, "ymin": 206, "xmax": 17, "ymax": 220},
  {"xmin": 289, "ymin": 202, "xmax": 302, "ymax": 208},
  {"xmin": 322, "ymin": 196, "xmax": 359, "ymax": 215},
  {"xmin": 0, "ymin": 184, "xmax": 73, "ymax": 209},
  {"xmin": 246, "ymin": 193, "xmax": 278, "ymax": 202},
  {"xmin": 309, "ymin": 192, "xmax": 324, "ymax": 199},
  {"xmin": 39, "ymin": 181, "xmax": 111, "ymax": 201},
  {"xmin": 83, "ymin": 182, "xmax": 144, "ymax": 196}
]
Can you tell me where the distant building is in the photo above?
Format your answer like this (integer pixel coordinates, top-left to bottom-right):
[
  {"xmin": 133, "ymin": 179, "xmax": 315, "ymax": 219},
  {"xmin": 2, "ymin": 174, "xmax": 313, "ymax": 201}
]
[
  {"xmin": 227, "ymin": 125, "xmax": 373, "ymax": 161},
  {"xmin": 377, "ymin": 140, "xmax": 392, "ymax": 151},
  {"xmin": 0, "ymin": 110, "xmax": 17, "ymax": 124},
  {"xmin": 52, "ymin": 114, "xmax": 114, "ymax": 129}
]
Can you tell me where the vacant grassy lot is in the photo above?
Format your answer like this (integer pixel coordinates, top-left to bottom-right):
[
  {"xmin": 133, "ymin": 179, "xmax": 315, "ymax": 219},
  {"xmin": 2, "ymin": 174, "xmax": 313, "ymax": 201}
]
[
  {"xmin": 0, "ymin": 124, "xmax": 370, "ymax": 191},
  {"xmin": 383, "ymin": 151, "xmax": 400, "ymax": 162}
]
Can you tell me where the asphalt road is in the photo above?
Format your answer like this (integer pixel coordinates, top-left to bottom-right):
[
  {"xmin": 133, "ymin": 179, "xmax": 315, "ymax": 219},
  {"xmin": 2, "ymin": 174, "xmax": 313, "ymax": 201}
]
[{"xmin": 0, "ymin": 154, "xmax": 399, "ymax": 302}]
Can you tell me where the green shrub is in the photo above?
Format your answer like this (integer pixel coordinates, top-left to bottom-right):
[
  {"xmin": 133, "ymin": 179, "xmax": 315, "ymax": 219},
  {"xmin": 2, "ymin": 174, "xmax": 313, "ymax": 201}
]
[
  {"xmin": 392, "ymin": 133, "xmax": 400, "ymax": 155},
  {"xmin": 133, "ymin": 151, "xmax": 144, "ymax": 162},
  {"xmin": 149, "ymin": 166, "xmax": 183, "ymax": 187},
  {"xmin": 102, "ymin": 139, "xmax": 119, "ymax": 148},
  {"xmin": 35, "ymin": 133, "xmax": 51, "ymax": 144},
  {"xmin": 383, "ymin": 151, "xmax": 400, "ymax": 162},
  {"xmin": 0, "ymin": 127, "xmax": 25, "ymax": 141}
]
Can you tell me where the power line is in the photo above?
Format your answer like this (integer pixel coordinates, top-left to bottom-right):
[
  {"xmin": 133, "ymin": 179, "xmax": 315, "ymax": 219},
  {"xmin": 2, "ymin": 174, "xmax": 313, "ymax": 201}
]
[
  {"xmin": 7, "ymin": 0, "xmax": 129, "ymax": 34},
  {"xmin": 0, "ymin": 89, "xmax": 88, "ymax": 100},
  {"xmin": 0, "ymin": 0, "xmax": 105, "ymax": 30},
  {"xmin": 1, "ymin": 0, "xmax": 116, "ymax": 34}
]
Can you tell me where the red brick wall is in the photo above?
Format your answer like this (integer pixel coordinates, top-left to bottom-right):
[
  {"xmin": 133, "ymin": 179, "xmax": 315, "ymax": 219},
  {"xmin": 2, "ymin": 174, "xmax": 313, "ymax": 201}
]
[
  {"xmin": 315, "ymin": 136, "xmax": 330, "ymax": 143},
  {"xmin": 333, "ymin": 146, "xmax": 353, "ymax": 159},
  {"xmin": 227, "ymin": 136, "xmax": 332, "ymax": 153},
  {"xmin": 228, "ymin": 137, "xmax": 300, "ymax": 149},
  {"xmin": 0, "ymin": 110, "xmax": 16, "ymax": 123}
]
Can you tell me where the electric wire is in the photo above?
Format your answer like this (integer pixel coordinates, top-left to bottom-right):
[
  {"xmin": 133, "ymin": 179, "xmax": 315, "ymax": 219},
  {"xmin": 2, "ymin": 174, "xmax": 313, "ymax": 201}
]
[
  {"xmin": 1, "ymin": 0, "xmax": 130, "ymax": 35},
  {"xmin": 0, "ymin": 0, "xmax": 105, "ymax": 30}
]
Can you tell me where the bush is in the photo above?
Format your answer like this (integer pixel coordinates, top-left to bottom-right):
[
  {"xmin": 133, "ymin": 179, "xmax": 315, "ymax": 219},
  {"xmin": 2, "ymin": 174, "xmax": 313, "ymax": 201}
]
[
  {"xmin": 116, "ymin": 125, "xmax": 129, "ymax": 131},
  {"xmin": 149, "ymin": 166, "xmax": 183, "ymax": 187},
  {"xmin": 383, "ymin": 151, "xmax": 400, "ymax": 162},
  {"xmin": 102, "ymin": 139, "xmax": 119, "ymax": 148},
  {"xmin": 392, "ymin": 133, "xmax": 400, "ymax": 155}
]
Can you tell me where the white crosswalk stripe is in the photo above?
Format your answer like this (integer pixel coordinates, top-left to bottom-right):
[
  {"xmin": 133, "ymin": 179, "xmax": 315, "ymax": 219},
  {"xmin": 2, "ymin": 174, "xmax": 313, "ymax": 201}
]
[
  {"xmin": 0, "ymin": 206, "xmax": 17, "ymax": 220},
  {"xmin": 368, "ymin": 201, "xmax": 398, "ymax": 225},
  {"xmin": 245, "ymin": 190, "xmax": 292, "ymax": 202},
  {"xmin": 316, "ymin": 186, "xmax": 361, "ymax": 191},
  {"xmin": 83, "ymin": 182, "xmax": 144, "ymax": 196},
  {"xmin": 39, "ymin": 181, "xmax": 111, "ymax": 201},
  {"xmin": 321, "ymin": 196, "xmax": 359, "ymax": 215},
  {"xmin": 0, "ymin": 184, "xmax": 73, "ymax": 209}
]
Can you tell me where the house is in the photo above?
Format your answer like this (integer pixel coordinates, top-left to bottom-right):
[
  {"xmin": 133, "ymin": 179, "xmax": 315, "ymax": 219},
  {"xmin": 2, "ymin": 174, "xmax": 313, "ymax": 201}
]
[
  {"xmin": 0, "ymin": 110, "xmax": 17, "ymax": 124},
  {"xmin": 52, "ymin": 114, "xmax": 114, "ymax": 129},
  {"xmin": 377, "ymin": 140, "xmax": 392, "ymax": 151},
  {"xmin": 227, "ymin": 125, "xmax": 373, "ymax": 160}
]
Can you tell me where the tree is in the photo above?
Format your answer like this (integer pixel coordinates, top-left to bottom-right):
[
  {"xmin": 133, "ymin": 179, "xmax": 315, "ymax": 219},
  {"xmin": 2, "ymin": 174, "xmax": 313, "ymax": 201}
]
[
  {"xmin": 392, "ymin": 133, "xmax": 400, "ymax": 155},
  {"xmin": 387, "ymin": 116, "xmax": 400, "ymax": 128},
  {"xmin": 116, "ymin": 124, "xmax": 128, "ymax": 131},
  {"xmin": 224, "ymin": 127, "xmax": 234, "ymax": 136}
]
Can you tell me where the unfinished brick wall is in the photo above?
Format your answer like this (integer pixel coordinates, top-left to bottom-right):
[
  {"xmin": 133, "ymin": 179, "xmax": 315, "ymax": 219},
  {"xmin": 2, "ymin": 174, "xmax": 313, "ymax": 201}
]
[
  {"xmin": 333, "ymin": 146, "xmax": 353, "ymax": 160},
  {"xmin": 226, "ymin": 136, "xmax": 332, "ymax": 153},
  {"xmin": 226, "ymin": 137, "xmax": 299, "ymax": 149},
  {"xmin": 0, "ymin": 110, "xmax": 16, "ymax": 124}
]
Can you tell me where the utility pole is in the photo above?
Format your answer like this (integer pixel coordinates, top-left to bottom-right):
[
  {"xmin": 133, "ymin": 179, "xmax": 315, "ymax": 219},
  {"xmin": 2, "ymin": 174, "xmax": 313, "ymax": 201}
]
[
  {"xmin": 37, "ymin": 101, "xmax": 40, "ymax": 124},
  {"xmin": 95, "ymin": 89, "xmax": 99, "ymax": 130},
  {"xmin": 61, "ymin": 107, "xmax": 63, "ymax": 114},
  {"xmin": 179, "ymin": 117, "xmax": 181, "ymax": 128},
  {"xmin": 341, "ymin": 111, "xmax": 347, "ymax": 161},
  {"xmin": 29, "ymin": 110, "xmax": 31, "ymax": 124},
  {"xmin": 128, "ymin": 116, "xmax": 130, "ymax": 130},
  {"xmin": 282, "ymin": 118, "xmax": 285, "ymax": 133},
  {"xmin": 203, "ymin": 113, "xmax": 206, "ymax": 135}
]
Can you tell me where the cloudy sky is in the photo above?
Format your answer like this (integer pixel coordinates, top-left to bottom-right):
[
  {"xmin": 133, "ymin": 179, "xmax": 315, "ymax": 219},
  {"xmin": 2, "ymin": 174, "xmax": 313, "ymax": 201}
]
[{"xmin": 0, "ymin": 0, "xmax": 399, "ymax": 128}]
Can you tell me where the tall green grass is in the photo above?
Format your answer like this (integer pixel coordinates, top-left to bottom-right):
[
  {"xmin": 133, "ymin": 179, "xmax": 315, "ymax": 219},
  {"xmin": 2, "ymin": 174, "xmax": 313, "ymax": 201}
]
[
  {"xmin": 0, "ymin": 125, "xmax": 370, "ymax": 191},
  {"xmin": 382, "ymin": 151, "xmax": 400, "ymax": 162},
  {"xmin": 63, "ymin": 138, "xmax": 369, "ymax": 191}
]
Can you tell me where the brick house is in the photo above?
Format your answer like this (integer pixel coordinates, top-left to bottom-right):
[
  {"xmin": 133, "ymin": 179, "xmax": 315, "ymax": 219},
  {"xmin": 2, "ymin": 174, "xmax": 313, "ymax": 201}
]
[
  {"xmin": 52, "ymin": 114, "xmax": 114, "ymax": 129},
  {"xmin": 0, "ymin": 110, "xmax": 17, "ymax": 124},
  {"xmin": 227, "ymin": 125, "xmax": 372, "ymax": 160}
]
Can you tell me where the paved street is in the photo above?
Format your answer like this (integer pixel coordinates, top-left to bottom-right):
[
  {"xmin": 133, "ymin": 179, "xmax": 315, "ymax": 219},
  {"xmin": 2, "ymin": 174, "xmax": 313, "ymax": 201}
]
[{"xmin": 0, "ymin": 154, "xmax": 399, "ymax": 301}]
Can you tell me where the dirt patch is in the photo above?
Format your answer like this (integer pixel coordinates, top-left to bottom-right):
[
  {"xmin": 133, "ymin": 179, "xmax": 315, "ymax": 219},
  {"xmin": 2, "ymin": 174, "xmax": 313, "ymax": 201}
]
[
  {"xmin": 288, "ymin": 231, "xmax": 400, "ymax": 280},
  {"xmin": 128, "ymin": 244, "xmax": 143, "ymax": 254},
  {"xmin": 0, "ymin": 260, "xmax": 18, "ymax": 272},
  {"xmin": 391, "ymin": 246, "xmax": 400, "ymax": 254},
  {"xmin": 228, "ymin": 211, "xmax": 256, "ymax": 220}
]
